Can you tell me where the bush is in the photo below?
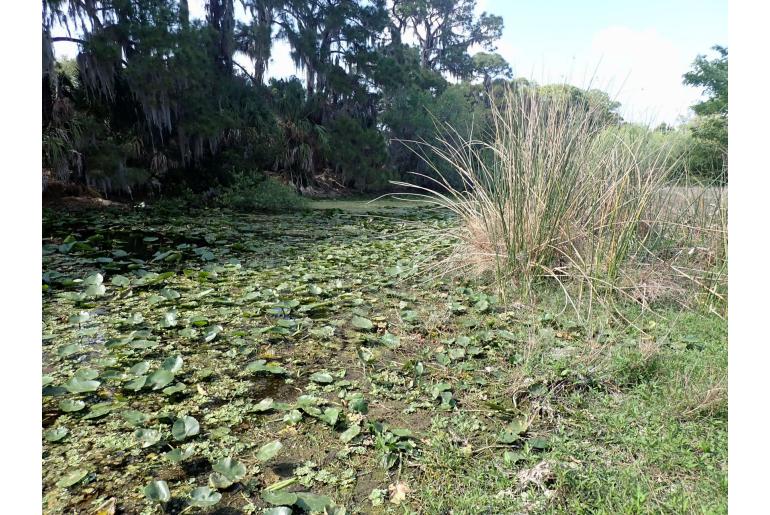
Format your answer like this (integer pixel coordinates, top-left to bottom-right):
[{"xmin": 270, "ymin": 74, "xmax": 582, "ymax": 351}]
[{"xmin": 217, "ymin": 172, "xmax": 308, "ymax": 212}]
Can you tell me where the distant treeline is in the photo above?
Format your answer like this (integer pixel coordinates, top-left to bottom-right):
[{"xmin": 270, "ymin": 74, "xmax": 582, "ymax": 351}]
[{"xmin": 42, "ymin": 1, "xmax": 726, "ymax": 197}]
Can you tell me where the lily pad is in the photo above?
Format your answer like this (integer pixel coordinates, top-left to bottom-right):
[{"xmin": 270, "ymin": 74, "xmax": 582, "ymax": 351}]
[
  {"xmin": 295, "ymin": 492, "xmax": 333, "ymax": 512},
  {"xmin": 256, "ymin": 440, "xmax": 283, "ymax": 462},
  {"xmin": 144, "ymin": 480, "xmax": 170, "ymax": 503},
  {"xmin": 56, "ymin": 469, "xmax": 88, "ymax": 488},
  {"xmin": 172, "ymin": 415, "xmax": 200, "ymax": 441},
  {"xmin": 351, "ymin": 315, "xmax": 373, "ymax": 330},
  {"xmin": 310, "ymin": 372, "xmax": 334, "ymax": 384},
  {"xmin": 262, "ymin": 490, "xmax": 298, "ymax": 506},
  {"xmin": 161, "ymin": 355, "xmax": 184, "ymax": 373},
  {"xmin": 212, "ymin": 457, "xmax": 247, "ymax": 482},
  {"xmin": 165, "ymin": 445, "xmax": 195, "ymax": 463},
  {"xmin": 147, "ymin": 369, "xmax": 175, "ymax": 390},
  {"xmin": 59, "ymin": 399, "xmax": 86, "ymax": 412},
  {"xmin": 64, "ymin": 376, "xmax": 100, "ymax": 394},
  {"xmin": 134, "ymin": 428, "xmax": 162, "ymax": 448},
  {"xmin": 122, "ymin": 410, "xmax": 149, "ymax": 426},
  {"xmin": 44, "ymin": 427, "xmax": 69, "ymax": 442},
  {"xmin": 189, "ymin": 486, "xmax": 221, "ymax": 508}
]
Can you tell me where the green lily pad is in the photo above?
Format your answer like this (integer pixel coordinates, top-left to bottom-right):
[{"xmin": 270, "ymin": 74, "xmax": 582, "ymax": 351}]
[
  {"xmin": 44, "ymin": 426, "xmax": 69, "ymax": 442},
  {"xmin": 59, "ymin": 399, "xmax": 86, "ymax": 412},
  {"xmin": 122, "ymin": 410, "xmax": 149, "ymax": 426},
  {"xmin": 111, "ymin": 275, "xmax": 130, "ymax": 287},
  {"xmin": 56, "ymin": 469, "xmax": 88, "ymax": 488},
  {"xmin": 209, "ymin": 472, "xmax": 234, "ymax": 489},
  {"xmin": 203, "ymin": 325, "xmax": 223, "ymax": 342},
  {"xmin": 135, "ymin": 428, "xmax": 162, "ymax": 447},
  {"xmin": 172, "ymin": 415, "xmax": 200, "ymax": 441},
  {"xmin": 124, "ymin": 375, "xmax": 147, "ymax": 391},
  {"xmin": 256, "ymin": 440, "xmax": 283, "ymax": 462},
  {"xmin": 262, "ymin": 490, "xmax": 298, "ymax": 506},
  {"xmin": 310, "ymin": 372, "xmax": 334, "ymax": 384},
  {"xmin": 144, "ymin": 480, "xmax": 170, "ymax": 503},
  {"xmin": 295, "ymin": 492, "xmax": 333, "ymax": 512},
  {"xmin": 212, "ymin": 457, "xmax": 247, "ymax": 482},
  {"xmin": 264, "ymin": 508, "xmax": 293, "ymax": 515},
  {"xmin": 165, "ymin": 445, "xmax": 195, "ymax": 463},
  {"xmin": 161, "ymin": 355, "xmax": 184, "ymax": 373},
  {"xmin": 130, "ymin": 361, "xmax": 150, "ymax": 376},
  {"xmin": 351, "ymin": 315, "xmax": 373, "ymax": 330},
  {"xmin": 83, "ymin": 402, "xmax": 115, "ymax": 420},
  {"xmin": 147, "ymin": 369, "xmax": 175, "ymax": 390},
  {"xmin": 340, "ymin": 424, "xmax": 361, "ymax": 443},
  {"xmin": 163, "ymin": 383, "xmax": 187, "ymax": 395},
  {"xmin": 64, "ymin": 376, "xmax": 100, "ymax": 394},
  {"xmin": 160, "ymin": 310, "xmax": 178, "ymax": 328},
  {"xmin": 189, "ymin": 486, "xmax": 221, "ymax": 507}
]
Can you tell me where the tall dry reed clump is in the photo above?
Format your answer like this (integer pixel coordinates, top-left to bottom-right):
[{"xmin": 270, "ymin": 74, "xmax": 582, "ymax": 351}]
[{"xmin": 394, "ymin": 85, "xmax": 726, "ymax": 318}]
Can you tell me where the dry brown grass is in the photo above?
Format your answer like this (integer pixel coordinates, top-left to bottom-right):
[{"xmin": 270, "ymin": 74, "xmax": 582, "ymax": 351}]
[{"xmin": 394, "ymin": 85, "xmax": 727, "ymax": 319}]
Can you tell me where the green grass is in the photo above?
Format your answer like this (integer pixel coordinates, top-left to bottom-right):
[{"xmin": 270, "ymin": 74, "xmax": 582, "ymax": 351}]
[{"xmin": 415, "ymin": 306, "xmax": 726, "ymax": 514}]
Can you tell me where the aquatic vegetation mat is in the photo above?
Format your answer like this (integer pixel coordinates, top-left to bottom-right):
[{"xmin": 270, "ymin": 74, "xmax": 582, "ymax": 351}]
[{"xmin": 42, "ymin": 202, "xmax": 726, "ymax": 514}]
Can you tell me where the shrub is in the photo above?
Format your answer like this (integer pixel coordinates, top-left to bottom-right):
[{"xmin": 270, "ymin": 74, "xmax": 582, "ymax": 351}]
[{"xmin": 217, "ymin": 172, "xmax": 308, "ymax": 212}]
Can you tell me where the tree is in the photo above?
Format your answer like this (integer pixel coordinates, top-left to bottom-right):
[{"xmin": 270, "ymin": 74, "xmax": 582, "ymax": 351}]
[
  {"xmin": 683, "ymin": 45, "xmax": 728, "ymax": 117},
  {"xmin": 394, "ymin": 0, "xmax": 503, "ymax": 78},
  {"xmin": 682, "ymin": 45, "xmax": 728, "ymax": 181}
]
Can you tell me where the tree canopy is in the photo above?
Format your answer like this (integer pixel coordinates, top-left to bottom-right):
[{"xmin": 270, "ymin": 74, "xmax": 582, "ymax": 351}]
[{"xmin": 42, "ymin": 0, "xmax": 632, "ymax": 195}]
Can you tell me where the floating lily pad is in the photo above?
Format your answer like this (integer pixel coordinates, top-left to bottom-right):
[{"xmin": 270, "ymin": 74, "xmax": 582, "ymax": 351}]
[
  {"xmin": 165, "ymin": 445, "xmax": 194, "ymax": 463},
  {"xmin": 135, "ymin": 428, "xmax": 162, "ymax": 447},
  {"xmin": 124, "ymin": 375, "xmax": 147, "ymax": 391},
  {"xmin": 64, "ymin": 376, "xmax": 100, "ymax": 394},
  {"xmin": 111, "ymin": 275, "xmax": 130, "ymax": 287},
  {"xmin": 83, "ymin": 402, "xmax": 116, "ymax": 420},
  {"xmin": 122, "ymin": 410, "xmax": 149, "ymax": 426},
  {"xmin": 262, "ymin": 490, "xmax": 298, "ymax": 506},
  {"xmin": 351, "ymin": 315, "xmax": 373, "ymax": 330},
  {"xmin": 256, "ymin": 440, "xmax": 283, "ymax": 462},
  {"xmin": 147, "ymin": 369, "xmax": 175, "ymax": 390},
  {"xmin": 172, "ymin": 415, "xmax": 200, "ymax": 441},
  {"xmin": 340, "ymin": 424, "xmax": 361, "ymax": 443},
  {"xmin": 189, "ymin": 486, "xmax": 221, "ymax": 507},
  {"xmin": 212, "ymin": 457, "xmax": 247, "ymax": 482},
  {"xmin": 59, "ymin": 399, "xmax": 86, "ymax": 412},
  {"xmin": 310, "ymin": 372, "xmax": 334, "ymax": 384},
  {"xmin": 130, "ymin": 361, "xmax": 150, "ymax": 376},
  {"xmin": 161, "ymin": 355, "xmax": 184, "ymax": 373},
  {"xmin": 144, "ymin": 480, "xmax": 170, "ymax": 503},
  {"xmin": 44, "ymin": 426, "xmax": 69, "ymax": 442},
  {"xmin": 56, "ymin": 469, "xmax": 88, "ymax": 488}
]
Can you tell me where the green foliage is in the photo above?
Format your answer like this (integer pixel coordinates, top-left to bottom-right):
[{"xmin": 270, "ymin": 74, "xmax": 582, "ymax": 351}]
[
  {"xmin": 682, "ymin": 46, "xmax": 728, "ymax": 182},
  {"xmin": 327, "ymin": 115, "xmax": 390, "ymax": 191},
  {"xmin": 217, "ymin": 173, "xmax": 308, "ymax": 212}
]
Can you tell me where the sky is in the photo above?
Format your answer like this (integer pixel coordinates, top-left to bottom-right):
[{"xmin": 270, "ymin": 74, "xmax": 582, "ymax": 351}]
[{"xmin": 52, "ymin": 0, "xmax": 727, "ymax": 126}]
